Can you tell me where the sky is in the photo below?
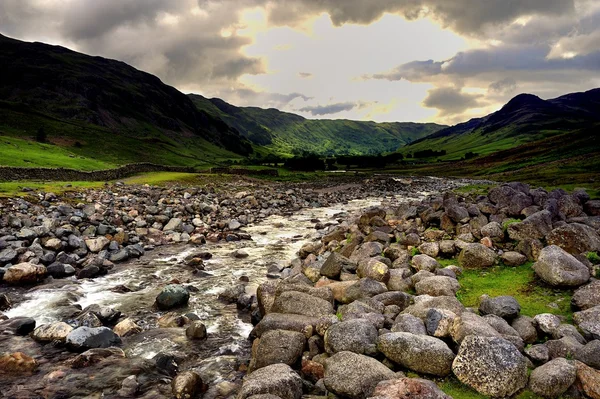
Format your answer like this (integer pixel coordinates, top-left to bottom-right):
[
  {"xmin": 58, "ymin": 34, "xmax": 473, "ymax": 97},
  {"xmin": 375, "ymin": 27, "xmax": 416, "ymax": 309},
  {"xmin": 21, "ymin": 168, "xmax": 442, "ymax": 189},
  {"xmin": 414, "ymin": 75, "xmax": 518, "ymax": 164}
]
[{"xmin": 1, "ymin": 0, "xmax": 600, "ymax": 125}]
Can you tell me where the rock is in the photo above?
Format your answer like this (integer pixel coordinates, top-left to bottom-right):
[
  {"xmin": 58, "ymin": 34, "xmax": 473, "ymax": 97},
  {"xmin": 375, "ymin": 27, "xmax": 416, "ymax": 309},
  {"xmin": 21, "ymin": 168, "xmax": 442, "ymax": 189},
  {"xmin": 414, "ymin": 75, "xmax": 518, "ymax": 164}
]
[
  {"xmin": 534, "ymin": 313, "xmax": 561, "ymax": 335},
  {"xmin": 501, "ymin": 251, "xmax": 527, "ymax": 266},
  {"xmin": 575, "ymin": 340, "xmax": 600, "ymax": 368},
  {"xmin": 378, "ymin": 332, "xmax": 454, "ymax": 376},
  {"xmin": 85, "ymin": 237, "xmax": 110, "ymax": 253},
  {"xmin": 574, "ymin": 361, "xmax": 600, "ymax": 399},
  {"xmin": 324, "ymin": 319, "xmax": 378, "ymax": 356},
  {"xmin": 507, "ymin": 210, "xmax": 553, "ymax": 241},
  {"xmin": 155, "ymin": 284, "xmax": 190, "ymax": 310},
  {"xmin": 392, "ymin": 314, "xmax": 427, "ymax": 335},
  {"xmin": 172, "ymin": 371, "xmax": 204, "ymax": 399},
  {"xmin": 251, "ymin": 313, "xmax": 318, "ymax": 339},
  {"xmin": 113, "ymin": 319, "xmax": 142, "ymax": 337},
  {"xmin": 511, "ymin": 316, "xmax": 538, "ymax": 344},
  {"xmin": 357, "ymin": 260, "xmax": 390, "ymax": 283},
  {"xmin": 529, "ymin": 358, "xmax": 576, "ymax": 398},
  {"xmin": 418, "ymin": 242, "xmax": 440, "ymax": 258},
  {"xmin": 219, "ymin": 284, "xmax": 246, "ymax": 303},
  {"xmin": 525, "ymin": 344, "xmax": 549, "ymax": 364},
  {"xmin": 574, "ymin": 305, "xmax": 600, "ymax": 339},
  {"xmin": 118, "ymin": 375, "xmax": 139, "ymax": 397},
  {"xmin": 411, "ymin": 254, "xmax": 440, "ymax": 272},
  {"xmin": 415, "ymin": 276, "xmax": 460, "ymax": 297},
  {"xmin": 77, "ymin": 265, "xmax": 101, "ymax": 279},
  {"xmin": 370, "ymin": 378, "xmax": 451, "ymax": 399},
  {"xmin": 425, "ymin": 308, "xmax": 457, "ymax": 338},
  {"xmin": 252, "ymin": 329, "xmax": 306, "ymax": 370},
  {"xmin": 321, "ymin": 252, "xmax": 356, "ymax": 278},
  {"xmin": 478, "ymin": 295, "xmax": 521, "ymax": 320},
  {"xmin": 481, "ymin": 222, "xmax": 504, "ymax": 240},
  {"xmin": 65, "ymin": 326, "xmax": 122, "ymax": 352},
  {"xmin": 533, "ymin": 245, "xmax": 590, "ymax": 287},
  {"xmin": 546, "ymin": 336, "xmax": 583, "ymax": 359},
  {"xmin": 0, "ymin": 352, "xmax": 38, "ymax": 373},
  {"xmin": 163, "ymin": 218, "xmax": 183, "ymax": 232},
  {"xmin": 0, "ymin": 317, "xmax": 36, "ymax": 335},
  {"xmin": 450, "ymin": 312, "xmax": 500, "ymax": 344},
  {"xmin": 238, "ymin": 363, "xmax": 303, "ymax": 399},
  {"xmin": 585, "ymin": 200, "xmax": 600, "ymax": 216},
  {"xmin": 547, "ymin": 223, "xmax": 600, "ymax": 254},
  {"xmin": 323, "ymin": 351, "xmax": 395, "ymax": 399},
  {"xmin": 402, "ymin": 295, "xmax": 464, "ymax": 319},
  {"xmin": 31, "ymin": 322, "xmax": 73, "ymax": 342},
  {"xmin": 0, "ymin": 248, "xmax": 18, "ymax": 264},
  {"xmin": 68, "ymin": 347, "xmax": 126, "ymax": 369},
  {"xmin": 340, "ymin": 278, "xmax": 388, "ymax": 304},
  {"xmin": 572, "ymin": 280, "xmax": 600, "ymax": 310},
  {"xmin": 185, "ymin": 321, "xmax": 207, "ymax": 340},
  {"xmin": 229, "ymin": 219, "xmax": 241, "ymax": 230},
  {"xmin": 271, "ymin": 291, "xmax": 334, "ymax": 317},
  {"xmin": 0, "ymin": 293, "xmax": 11, "ymax": 311},
  {"xmin": 457, "ymin": 243, "xmax": 497, "ymax": 269},
  {"xmin": 46, "ymin": 262, "xmax": 76, "ymax": 278},
  {"xmin": 3, "ymin": 262, "xmax": 46, "ymax": 284},
  {"xmin": 452, "ymin": 335, "xmax": 528, "ymax": 398}
]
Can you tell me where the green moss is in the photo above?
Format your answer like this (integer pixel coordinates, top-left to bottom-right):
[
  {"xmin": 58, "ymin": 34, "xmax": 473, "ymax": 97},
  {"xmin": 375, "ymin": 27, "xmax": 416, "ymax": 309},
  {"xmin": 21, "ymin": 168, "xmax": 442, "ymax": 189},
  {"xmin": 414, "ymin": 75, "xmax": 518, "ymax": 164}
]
[
  {"xmin": 437, "ymin": 258, "xmax": 458, "ymax": 267},
  {"xmin": 456, "ymin": 262, "xmax": 573, "ymax": 320},
  {"xmin": 587, "ymin": 251, "xmax": 600, "ymax": 264},
  {"xmin": 411, "ymin": 247, "xmax": 421, "ymax": 257},
  {"xmin": 440, "ymin": 377, "xmax": 544, "ymax": 399},
  {"xmin": 502, "ymin": 218, "xmax": 521, "ymax": 232}
]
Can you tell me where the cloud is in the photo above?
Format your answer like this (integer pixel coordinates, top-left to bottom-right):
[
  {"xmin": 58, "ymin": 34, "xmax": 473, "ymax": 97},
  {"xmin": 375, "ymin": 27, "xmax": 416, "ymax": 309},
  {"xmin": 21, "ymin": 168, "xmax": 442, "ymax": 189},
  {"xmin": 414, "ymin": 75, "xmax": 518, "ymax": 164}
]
[
  {"xmin": 489, "ymin": 78, "xmax": 517, "ymax": 94},
  {"xmin": 212, "ymin": 87, "xmax": 312, "ymax": 109},
  {"xmin": 298, "ymin": 102, "xmax": 357, "ymax": 116},
  {"xmin": 298, "ymin": 72, "xmax": 313, "ymax": 78},
  {"xmin": 548, "ymin": 30, "xmax": 600, "ymax": 59},
  {"xmin": 422, "ymin": 87, "xmax": 484, "ymax": 116}
]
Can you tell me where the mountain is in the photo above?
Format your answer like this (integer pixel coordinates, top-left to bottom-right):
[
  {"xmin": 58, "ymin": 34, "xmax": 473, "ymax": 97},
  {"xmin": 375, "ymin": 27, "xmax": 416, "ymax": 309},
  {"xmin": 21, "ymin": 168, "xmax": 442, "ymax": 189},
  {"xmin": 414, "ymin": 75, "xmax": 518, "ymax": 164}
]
[
  {"xmin": 189, "ymin": 94, "xmax": 445, "ymax": 156},
  {"xmin": 403, "ymin": 89, "xmax": 600, "ymax": 160},
  {"xmin": 0, "ymin": 34, "xmax": 252, "ymax": 168}
]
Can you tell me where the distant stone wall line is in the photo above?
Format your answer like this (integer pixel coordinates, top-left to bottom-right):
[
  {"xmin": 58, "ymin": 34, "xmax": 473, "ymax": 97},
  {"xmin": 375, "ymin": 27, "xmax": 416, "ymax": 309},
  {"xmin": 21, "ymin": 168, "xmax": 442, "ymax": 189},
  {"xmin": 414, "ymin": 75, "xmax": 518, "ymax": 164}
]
[{"xmin": 0, "ymin": 163, "xmax": 195, "ymax": 182}]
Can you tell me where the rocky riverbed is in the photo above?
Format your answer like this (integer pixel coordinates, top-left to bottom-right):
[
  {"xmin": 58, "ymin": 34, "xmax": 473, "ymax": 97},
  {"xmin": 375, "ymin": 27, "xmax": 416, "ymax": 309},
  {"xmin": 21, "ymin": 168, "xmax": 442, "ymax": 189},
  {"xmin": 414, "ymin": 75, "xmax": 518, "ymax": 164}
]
[{"xmin": 0, "ymin": 175, "xmax": 478, "ymax": 398}]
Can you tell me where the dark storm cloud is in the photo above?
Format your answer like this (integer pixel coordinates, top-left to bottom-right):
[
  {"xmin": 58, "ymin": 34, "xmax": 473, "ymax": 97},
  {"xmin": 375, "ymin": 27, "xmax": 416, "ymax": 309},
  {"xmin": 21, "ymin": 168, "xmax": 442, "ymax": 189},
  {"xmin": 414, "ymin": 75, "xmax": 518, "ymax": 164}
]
[
  {"xmin": 422, "ymin": 87, "xmax": 483, "ymax": 116},
  {"xmin": 299, "ymin": 102, "xmax": 357, "ymax": 115}
]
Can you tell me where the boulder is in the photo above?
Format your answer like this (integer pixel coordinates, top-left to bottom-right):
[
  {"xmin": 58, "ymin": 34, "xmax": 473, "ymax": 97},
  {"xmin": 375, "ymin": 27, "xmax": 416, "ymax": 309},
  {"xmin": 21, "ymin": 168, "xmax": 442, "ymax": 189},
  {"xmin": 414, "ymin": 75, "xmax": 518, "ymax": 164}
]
[
  {"xmin": 341, "ymin": 278, "xmax": 387, "ymax": 303},
  {"xmin": 378, "ymin": 332, "xmax": 454, "ymax": 376},
  {"xmin": 113, "ymin": 319, "xmax": 142, "ymax": 337},
  {"xmin": 575, "ymin": 340, "xmax": 600, "ymax": 368},
  {"xmin": 511, "ymin": 316, "xmax": 538, "ymax": 344},
  {"xmin": 321, "ymin": 252, "xmax": 356, "ymax": 278},
  {"xmin": 155, "ymin": 284, "xmax": 190, "ymax": 310},
  {"xmin": 271, "ymin": 291, "xmax": 334, "ymax": 317},
  {"xmin": 418, "ymin": 242, "xmax": 440, "ymax": 258},
  {"xmin": 0, "ymin": 352, "xmax": 38, "ymax": 373},
  {"xmin": 528, "ymin": 358, "xmax": 576, "ymax": 398},
  {"xmin": 172, "ymin": 371, "xmax": 204, "ymax": 399},
  {"xmin": 546, "ymin": 223, "xmax": 600, "ymax": 254},
  {"xmin": 3, "ymin": 262, "xmax": 46, "ymax": 284},
  {"xmin": 573, "ymin": 305, "xmax": 600, "ymax": 339},
  {"xmin": 65, "ymin": 326, "xmax": 122, "ymax": 352},
  {"xmin": 457, "ymin": 243, "xmax": 497, "ymax": 269},
  {"xmin": 533, "ymin": 245, "xmax": 590, "ymax": 287},
  {"xmin": 415, "ymin": 276, "xmax": 460, "ymax": 297},
  {"xmin": 480, "ymin": 222, "xmax": 504, "ymax": 240},
  {"xmin": 392, "ymin": 314, "xmax": 427, "ymax": 335},
  {"xmin": 251, "ymin": 313, "xmax": 318, "ymax": 339},
  {"xmin": 31, "ymin": 322, "xmax": 73, "ymax": 342},
  {"xmin": 252, "ymin": 329, "xmax": 306, "ymax": 370},
  {"xmin": 238, "ymin": 363, "xmax": 303, "ymax": 399},
  {"xmin": 357, "ymin": 260, "xmax": 390, "ymax": 283},
  {"xmin": 85, "ymin": 237, "xmax": 110, "ymax": 253},
  {"xmin": 450, "ymin": 312, "xmax": 501, "ymax": 344},
  {"xmin": 0, "ymin": 317, "xmax": 36, "ymax": 335},
  {"xmin": 574, "ymin": 361, "xmax": 600, "ymax": 399},
  {"xmin": 323, "ymin": 351, "xmax": 395, "ymax": 399},
  {"xmin": 500, "ymin": 251, "xmax": 527, "ymax": 266},
  {"xmin": 411, "ymin": 254, "xmax": 440, "ymax": 272},
  {"xmin": 370, "ymin": 378, "xmax": 451, "ymax": 399},
  {"xmin": 402, "ymin": 295, "xmax": 464, "ymax": 320},
  {"xmin": 163, "ymin": 218, "xmax": 183, "ymax": 232},
  {"xmin": 572, "ymin": 280, "xmax": 600, "ymax": 310},
  {"xmin": 425, "ymin": 308, "xmax": 457, "ymax": 338},
  {"xmin": 324, "ymin": 319, "xmax": 378, "ymax": 356},
  {"xmin": 452, "ymin": 335, "xmax": 528, "ymax": 398},
  {"xmin": 478, "ymin": 295, "xmax": 520, "ymax": 320},
  {"xmin": 534, "ymin": 313, "xmax": 561, "ymax": 335},
  {"xmin": 507, "ymin": 210, "xmax": 552, "ymax": 241}
]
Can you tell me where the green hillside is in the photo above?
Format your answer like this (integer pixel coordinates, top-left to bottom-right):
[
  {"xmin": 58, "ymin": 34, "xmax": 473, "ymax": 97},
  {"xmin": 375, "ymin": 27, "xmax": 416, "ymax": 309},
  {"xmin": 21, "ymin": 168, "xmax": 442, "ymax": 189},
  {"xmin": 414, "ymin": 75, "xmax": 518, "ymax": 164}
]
[
  {"xmin": 400, "ymin": 90, "xmax": 600, "ymax": 161},
  {"xmin": 0, "ymin": 34, "xmax": 251, "ymax": 169},
  {"xmin": 189, "ymin": 94, "xmax": 445, "ymax": 156}
]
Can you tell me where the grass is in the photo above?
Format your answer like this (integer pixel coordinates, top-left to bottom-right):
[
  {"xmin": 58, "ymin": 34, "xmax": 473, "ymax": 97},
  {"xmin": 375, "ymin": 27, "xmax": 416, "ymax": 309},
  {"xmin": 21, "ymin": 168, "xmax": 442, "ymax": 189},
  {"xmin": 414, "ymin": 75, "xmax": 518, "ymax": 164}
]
[
  {"xmin": 0, "ymin": 180, "xmax": 105, "ymax": 197},
  {"xmin": 0, "ymin": 135, "xmax": 114, "ymax": 170},
  {"xmin": 502, "ymin": 218, "xmax": 521, "ymax": 231},
  {"xmin": 122, "ymin": 172, "xmax": 201, "ymax": 186},
  {"xmin": 456, "ymin": 262, "xmax": 573, "ymax": 320},
  {"xmin": 454, "ymin": 183, "xmax": 496, "ymax": 196},
  {"xmin": 587, "ymin": 251, "xmax": 600, "ymax": 264},
  {"xmin": 440, "ymin": 376, "xmax": 542, "ymax": 399}
]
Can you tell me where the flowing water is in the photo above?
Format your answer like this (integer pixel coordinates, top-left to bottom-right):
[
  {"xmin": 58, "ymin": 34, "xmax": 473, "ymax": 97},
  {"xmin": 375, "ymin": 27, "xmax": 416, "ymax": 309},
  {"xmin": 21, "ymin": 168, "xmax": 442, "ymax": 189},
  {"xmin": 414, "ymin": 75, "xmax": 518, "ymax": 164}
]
[{"xmin": 2, "ymin": 193, "xmax": 428, "ymax": 396}]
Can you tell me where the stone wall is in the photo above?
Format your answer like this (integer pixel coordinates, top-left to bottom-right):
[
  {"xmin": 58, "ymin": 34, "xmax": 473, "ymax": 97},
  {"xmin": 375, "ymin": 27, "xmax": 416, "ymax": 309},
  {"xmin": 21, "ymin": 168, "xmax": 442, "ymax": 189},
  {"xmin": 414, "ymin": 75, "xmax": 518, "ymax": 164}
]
[{"xmin": 0, "ymin": 163, "xmax": 195, "ymax": 182}]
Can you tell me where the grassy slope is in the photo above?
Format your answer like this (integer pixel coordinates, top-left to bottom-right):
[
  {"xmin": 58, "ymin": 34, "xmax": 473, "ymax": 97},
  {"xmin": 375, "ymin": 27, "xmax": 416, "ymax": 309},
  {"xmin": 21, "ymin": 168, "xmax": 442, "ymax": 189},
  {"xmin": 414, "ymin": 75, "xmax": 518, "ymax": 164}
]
[
  {"xmin": 0, "ymin": 101, "xmax": 243, "ymax": 168},
  {"xmin": 190, "ymin": 94, "xmax": 445, "ymax": 156}
]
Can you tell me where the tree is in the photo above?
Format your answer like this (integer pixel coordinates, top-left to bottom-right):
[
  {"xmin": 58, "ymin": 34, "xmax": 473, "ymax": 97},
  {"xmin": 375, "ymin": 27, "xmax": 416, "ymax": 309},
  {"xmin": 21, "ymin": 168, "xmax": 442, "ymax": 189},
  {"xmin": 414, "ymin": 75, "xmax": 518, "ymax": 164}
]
[{"xmin": 35, "ymin": 127, "xmax": 47, "ymax": 143}]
